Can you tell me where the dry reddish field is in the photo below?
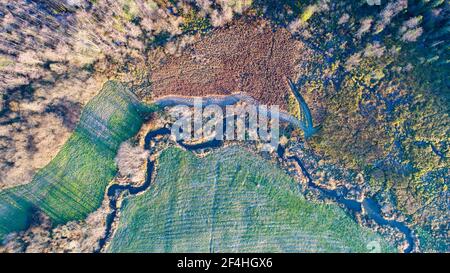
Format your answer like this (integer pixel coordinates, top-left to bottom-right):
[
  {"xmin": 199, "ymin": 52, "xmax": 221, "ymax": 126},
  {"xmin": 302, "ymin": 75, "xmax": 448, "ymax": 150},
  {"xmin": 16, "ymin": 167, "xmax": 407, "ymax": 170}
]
[{"xmin": 150, "ymin": 19, "xmax": 315, "ymax": 111}]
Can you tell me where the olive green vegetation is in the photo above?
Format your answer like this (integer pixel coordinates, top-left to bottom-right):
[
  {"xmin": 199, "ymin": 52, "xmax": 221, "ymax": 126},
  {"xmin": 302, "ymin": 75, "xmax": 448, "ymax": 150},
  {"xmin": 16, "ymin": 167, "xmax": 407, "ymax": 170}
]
[
  {"xmin": 308, "ymin": 42, "xmax": 449, "ymax": 251},
  {"xmin": 0, "ymin": 81, "xmax": 158, "ymax": 240},
  {"xmin": 181, "ymin": 8, "xmax": 212, "ymax": 35},
  {"xmin": 308, "ymin": 53, "xmax": 448, "ymax": 251},
  {"xmin": 108, "ymin": 146, "xmax": 394, "ymax": 253},
  {"xmin": 287, "ymin": 91, "xmax": 301, "ymax": 120}
]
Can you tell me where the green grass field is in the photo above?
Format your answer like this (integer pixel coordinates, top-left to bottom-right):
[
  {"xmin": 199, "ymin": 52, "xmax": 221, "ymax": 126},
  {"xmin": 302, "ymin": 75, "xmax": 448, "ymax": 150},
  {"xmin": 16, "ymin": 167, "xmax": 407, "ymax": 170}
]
[
  {"xmin": 0, "ymin": 81, "xmax": 158, "ymax": 240},
  {"xmin": 108, "ymin": 146, "xmax": 394, "ymax": 253}
]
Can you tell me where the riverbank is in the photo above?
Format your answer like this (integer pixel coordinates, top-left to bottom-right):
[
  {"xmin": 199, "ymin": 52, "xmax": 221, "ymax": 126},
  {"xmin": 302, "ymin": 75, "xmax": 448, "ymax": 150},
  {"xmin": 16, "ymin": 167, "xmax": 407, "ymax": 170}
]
[{"xmin": 98, "ymin": 123, "xmax": 415, "ymax": 253}]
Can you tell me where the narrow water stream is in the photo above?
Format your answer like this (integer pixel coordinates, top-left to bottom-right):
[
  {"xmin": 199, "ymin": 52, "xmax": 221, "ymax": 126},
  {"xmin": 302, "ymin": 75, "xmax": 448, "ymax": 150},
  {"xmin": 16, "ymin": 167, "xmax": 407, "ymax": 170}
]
[
  {"xmin": 98, "ymin": 127, "xmax": 415, "ymax": 253},
  {"xmin": 288, "ymin": 156, "xmax": 415, "ymax": 253}
]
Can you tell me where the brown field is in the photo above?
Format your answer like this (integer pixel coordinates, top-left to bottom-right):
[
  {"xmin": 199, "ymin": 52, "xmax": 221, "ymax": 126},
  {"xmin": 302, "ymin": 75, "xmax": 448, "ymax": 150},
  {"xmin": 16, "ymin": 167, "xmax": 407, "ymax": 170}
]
[{"xmin": 150, "ymin": 19, "xmax": 316, "ymax": 111}]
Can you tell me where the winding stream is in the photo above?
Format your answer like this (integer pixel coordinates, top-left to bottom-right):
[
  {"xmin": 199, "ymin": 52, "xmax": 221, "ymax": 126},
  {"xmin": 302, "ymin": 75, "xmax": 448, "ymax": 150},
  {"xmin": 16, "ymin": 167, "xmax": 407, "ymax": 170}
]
[
  {"xmin": 288, "ymin": 156, "xmax": 415, "ymax": 253},
  {"xmin": 97, "ymin": 94, "xmax": 415, "ymax": 253}
]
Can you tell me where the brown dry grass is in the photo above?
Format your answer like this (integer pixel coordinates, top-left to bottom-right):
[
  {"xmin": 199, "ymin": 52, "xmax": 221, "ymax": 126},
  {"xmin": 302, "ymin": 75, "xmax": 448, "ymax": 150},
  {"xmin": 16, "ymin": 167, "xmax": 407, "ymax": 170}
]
[{"xmin": 150, "ymin": 19, "xmax": 315, "ymax": 111}]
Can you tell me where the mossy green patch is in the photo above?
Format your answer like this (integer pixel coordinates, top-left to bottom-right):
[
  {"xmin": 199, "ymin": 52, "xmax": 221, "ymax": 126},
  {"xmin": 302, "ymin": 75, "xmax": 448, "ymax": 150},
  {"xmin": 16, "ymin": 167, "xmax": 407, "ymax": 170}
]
[
  {"xmin": 181, "ymin": 9, "xmax": 211, "ymax": 35},
  {"xmin": 300, "ymin": 5, "xmax": 316, "ymax": 23}
]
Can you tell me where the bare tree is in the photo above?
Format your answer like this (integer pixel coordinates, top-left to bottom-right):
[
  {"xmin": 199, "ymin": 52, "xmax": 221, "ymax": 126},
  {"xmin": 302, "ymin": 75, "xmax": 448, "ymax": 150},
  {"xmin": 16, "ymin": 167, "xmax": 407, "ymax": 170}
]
[{"xmin": 115, "ymin": 141, "xmax": 149, "ymax": 185}]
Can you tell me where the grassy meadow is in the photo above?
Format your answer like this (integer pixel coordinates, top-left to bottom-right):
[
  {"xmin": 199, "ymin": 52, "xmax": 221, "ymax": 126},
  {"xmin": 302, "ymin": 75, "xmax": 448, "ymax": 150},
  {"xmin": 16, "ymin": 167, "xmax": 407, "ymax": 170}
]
[{"xmin": 108, "ymin": 146, "xmax": 394, "ymax": 253}]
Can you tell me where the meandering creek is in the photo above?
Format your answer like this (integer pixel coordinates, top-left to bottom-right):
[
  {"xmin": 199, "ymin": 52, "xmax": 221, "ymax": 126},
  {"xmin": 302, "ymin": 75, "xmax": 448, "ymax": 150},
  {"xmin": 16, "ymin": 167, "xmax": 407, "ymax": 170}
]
[{"xmin": 98, "ymin": 95, "xmax": 415, "ymax": 253}]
